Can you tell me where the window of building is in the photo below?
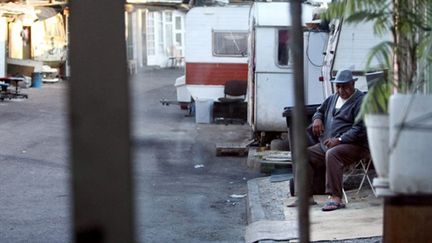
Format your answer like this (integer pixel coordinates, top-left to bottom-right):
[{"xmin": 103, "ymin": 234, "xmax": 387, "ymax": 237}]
[
  {"xmin": 175, "ymin": 33, "xmax": 182, "ymax": 46},
  {"xmin": 277, "ymin": 29, "xmax": 292, "ymax": 66},
  {"xmin": 175, "ymin": 16, "xmax": 181, "ymax": 30},
  {"xmin": 126, "ymin": 12, "xmax": 134, "ymax": 59},
  {"xmin": 147, "ymin": 12, "xmax": 155, "ymax": 55},
  {"xmin": 165, "ymin": 12, "xmax": 172, "ymax": 22},
  {"xmin": 212, "ymin": 31, "xmax": 248, "ymax": 57},
  {"xmin": 164, "ymin": 12, "xmax": 173, "ymax": 55},
  {"xmin": 157, "ymin": 13, "xmax": 163, "ymax": 54}
]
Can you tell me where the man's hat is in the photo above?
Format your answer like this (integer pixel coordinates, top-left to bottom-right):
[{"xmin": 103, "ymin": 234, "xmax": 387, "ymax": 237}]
[{"xmin": 331, "ymin": 69, "xmax": 358, "ymax": 83}]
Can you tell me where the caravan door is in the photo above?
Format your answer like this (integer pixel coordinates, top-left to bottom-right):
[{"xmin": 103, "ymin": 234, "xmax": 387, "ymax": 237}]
[
  {"xmin": 248, "ymin": 2, "xmax": 328, "ymax": 133},
  {"xmin": 253, "ymin": 29, "xmax": 327, "ymax": 132}
]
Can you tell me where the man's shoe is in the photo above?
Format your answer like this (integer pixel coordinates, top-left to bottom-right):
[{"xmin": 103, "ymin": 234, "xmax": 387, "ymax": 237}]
[{"xmin": 321, "ymin": 200, "xmax": 346, "ymax": 211}]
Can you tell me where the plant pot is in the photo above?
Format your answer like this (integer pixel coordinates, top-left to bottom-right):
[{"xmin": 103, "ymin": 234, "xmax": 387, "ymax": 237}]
[
  {"xmin": 389, "ymin": 94, "xmax": 432, "ymax": 194},
  {"xmin": 365, "ymin": 114, "xmax": 390, "ymax": 179}
]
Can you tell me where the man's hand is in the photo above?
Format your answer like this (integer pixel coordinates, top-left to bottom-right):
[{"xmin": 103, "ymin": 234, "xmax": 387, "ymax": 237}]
[
  {"xmin": 323, "ymin": 137, "xmax": 341, "ymax": 149},
  {"xmin": 312, "ymin": 119, "xmax": 324, "ymax": 136}
]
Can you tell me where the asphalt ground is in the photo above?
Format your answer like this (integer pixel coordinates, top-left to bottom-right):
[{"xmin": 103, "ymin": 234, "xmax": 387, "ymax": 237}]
[
  {"xmin": 0, "ymin": 67, "xmax": 381, "ymax": 243},
  {"xmin": 0, "ymin": 67, "xmax": 261, "ymax": 242},
  {"xmin": 0, "ymin": 83, "xmax": 69, "ymax": 242},
  {"xmin": 131, "ymin": 67, "xmax": 261, "ymax": 242}
]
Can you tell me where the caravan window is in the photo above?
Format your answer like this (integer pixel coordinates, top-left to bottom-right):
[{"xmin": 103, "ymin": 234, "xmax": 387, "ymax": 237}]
[
  {"xmin": 212, "ymin": 31, "xmax": 248, "ymax": 57},
  {"xmin": 277, "ymin": 29, "xmax": 292, "ymax": 66}
]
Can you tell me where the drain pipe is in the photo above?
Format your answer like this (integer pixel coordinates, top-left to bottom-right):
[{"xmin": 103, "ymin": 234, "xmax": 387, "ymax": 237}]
[{"xmin": 290, "ymin": 1, "xmax": 310, "ymax": 242}]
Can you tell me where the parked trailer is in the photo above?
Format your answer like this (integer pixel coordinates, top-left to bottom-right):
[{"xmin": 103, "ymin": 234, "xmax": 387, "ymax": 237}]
[
  {"xmin": 174, "ymin": 2, "xmax": 330, "ymax": 139},
  {"xmin": 184, "ymin": 4, "xmax": 252, "ymax": 102},
  {"xmin": 163, "ymin": 4, "xmax": 251, "ymax": 113},
  {"xmin": 247, "ymin": 2, "xmax": 329, "ymax": 141}
]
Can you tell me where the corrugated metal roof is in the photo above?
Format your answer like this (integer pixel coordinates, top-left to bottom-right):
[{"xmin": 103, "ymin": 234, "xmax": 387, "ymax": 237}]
[{"xmin": 24, "ymin": 0, "xmax": 67, "ymax": 6}]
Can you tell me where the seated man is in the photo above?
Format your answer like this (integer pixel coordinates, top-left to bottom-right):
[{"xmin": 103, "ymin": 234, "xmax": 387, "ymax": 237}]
[{"xmin": 308, "ymin": 69, "xmax": 369, "ymax": 211}]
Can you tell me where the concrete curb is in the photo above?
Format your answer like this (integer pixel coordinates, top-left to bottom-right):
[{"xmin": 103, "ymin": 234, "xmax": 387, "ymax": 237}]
[{"xmin": 246, "ymin": 178, "xmax": 267, "ymax": 224}]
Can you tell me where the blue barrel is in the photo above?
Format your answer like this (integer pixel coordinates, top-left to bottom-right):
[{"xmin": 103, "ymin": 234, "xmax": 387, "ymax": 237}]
[{"xmin": 31, "ymin": 72, "xmax": 42, "ymax": 88}]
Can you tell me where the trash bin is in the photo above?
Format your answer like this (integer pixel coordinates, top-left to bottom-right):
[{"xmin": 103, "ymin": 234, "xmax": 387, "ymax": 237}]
[
  {"xmin": 31, "ymin": 72, "xmax": 42, "ymax": 88},
  {"xmin": 282, "ymin": 104, "xmax": 321, "ymax": 145},
  {"xmin": 195, "ymin": 99, "xmax": 214, "ymax": 124},
  {"xmin": 282, "ymin": 104, "xmax": 321, "ymax": 196}
]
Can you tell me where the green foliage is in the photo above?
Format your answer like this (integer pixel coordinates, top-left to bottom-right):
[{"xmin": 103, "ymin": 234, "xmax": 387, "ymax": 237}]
[
  {"xmin": 365, "ymin": 41, "xmax": 394, "ymax": 70},
  {"xmin": 356, "ymin": 78, "xmax": 392, "ymax": 122}
]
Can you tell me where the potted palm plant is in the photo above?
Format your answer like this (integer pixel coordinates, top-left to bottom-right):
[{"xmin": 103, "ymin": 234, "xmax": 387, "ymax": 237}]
[
  {"xmin": 360, "ymin": 71, "xmax": 391, "ymax": 180},
  {"xmin": 324, "ymin": 0, "xmax": 432, "ymax": 194}
]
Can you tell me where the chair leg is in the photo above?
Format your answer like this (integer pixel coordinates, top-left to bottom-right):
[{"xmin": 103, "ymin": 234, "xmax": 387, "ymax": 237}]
[
  {"xmin": 367, "ymin": 174, "xmax": 376, "ymax": 195},
  {"xmin": 342, "ymin": 188, "xmax": 349, "ymax": 204},
  {"xmin": 356, "ymin": 159, "xmax": 376, "ymax": 195},
  {"xmin": 344, "ymin": 158, "xmax": 378, "ymax": 203},
  {"xmin": 365, "ymin": 161, "xmax": 376, "ymax": 195},
  {"xmin": 356, "ymin": 160, "xmax": 369, "ymax": 194}
]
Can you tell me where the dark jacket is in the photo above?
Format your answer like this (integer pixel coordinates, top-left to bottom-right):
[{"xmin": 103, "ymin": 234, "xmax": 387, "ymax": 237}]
[{"xmin": 312, "ymin": 89, "xmax": 368, "ymax": 150}]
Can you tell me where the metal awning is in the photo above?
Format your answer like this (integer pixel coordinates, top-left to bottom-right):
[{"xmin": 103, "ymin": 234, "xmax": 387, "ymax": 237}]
[{"xmin": 0, "ymin": 2, "xmax": 65, "ymax": 21}]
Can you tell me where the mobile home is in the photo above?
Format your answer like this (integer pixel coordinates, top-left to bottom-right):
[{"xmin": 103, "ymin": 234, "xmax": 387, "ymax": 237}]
[
  {"xmin": 184, "ymin": 4, "xmax": 251, "ymax": 102},
  {"xmin": 180, "ymin": 2, "xmax": 330, "ymax": 139},
  {"xmin": 248, "ymin": 2, "xmax": 329, "ymax": 138}
]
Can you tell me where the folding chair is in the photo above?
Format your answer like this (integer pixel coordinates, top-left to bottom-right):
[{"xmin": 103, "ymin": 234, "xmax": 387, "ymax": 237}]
[{"xmin": 342, "ymin": 157, "xmax": 375, "ymax": 204}]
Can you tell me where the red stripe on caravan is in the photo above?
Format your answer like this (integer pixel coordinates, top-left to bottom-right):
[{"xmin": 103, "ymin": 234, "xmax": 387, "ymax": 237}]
[{"xmin": 186, "ymin": 63, "xmax": 248, "ymax": 85}]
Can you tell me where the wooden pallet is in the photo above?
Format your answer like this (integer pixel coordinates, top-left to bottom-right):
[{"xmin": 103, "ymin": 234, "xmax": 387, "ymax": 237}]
[
  {"xmin": 255, "ymin": 150, "xmax": 292, "ymax": 165},
  {"xmin": 216, "ymin": 143, "xmax": 249, "ymax": 157}
]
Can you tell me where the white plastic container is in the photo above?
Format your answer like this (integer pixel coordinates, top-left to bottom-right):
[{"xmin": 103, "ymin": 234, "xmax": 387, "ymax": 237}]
[
  {"xmin": 389, "ymin": 94, "xmax": 432, "ymax": 194},
  {"xmin": 364, "ymin": 114, "xmax": 389, "ymax": 178},
  {"xmin": 195, "ymin": 99, "xmax": 214, "ymax": 124}
]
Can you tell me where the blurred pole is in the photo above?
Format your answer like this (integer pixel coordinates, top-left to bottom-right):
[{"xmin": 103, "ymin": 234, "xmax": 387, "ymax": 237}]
[
  {"xmin": 69, "ymin": 1, "xmax": 135, "ymax": 242},
  {"xmin": 290, "ymin": 1, "xmax": 310, "ymax": 243}
]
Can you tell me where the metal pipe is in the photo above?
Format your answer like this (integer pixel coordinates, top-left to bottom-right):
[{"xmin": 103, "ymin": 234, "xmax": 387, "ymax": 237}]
[{"xmin": 289, "ymin": 1, "xmax": 310, "ymax": 242}]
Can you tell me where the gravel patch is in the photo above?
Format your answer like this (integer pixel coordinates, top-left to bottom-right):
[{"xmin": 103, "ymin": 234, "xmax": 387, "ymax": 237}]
[{"xmin": 257, "ymin": 177, "xmax": 290, "ymax": 220}]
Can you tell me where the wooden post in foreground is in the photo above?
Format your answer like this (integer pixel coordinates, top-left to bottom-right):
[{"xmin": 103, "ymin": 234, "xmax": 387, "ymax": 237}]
[
  {"xmin": 290, "ymin": 1, "xmax": 310, "ymax": 242},
  {"xmin": 69, "ymin": 1, "xmax": 135, "ymax": 242},
  {"xmin": 384, "ymin": 196, "xmax": 432, "ymax": 242}
]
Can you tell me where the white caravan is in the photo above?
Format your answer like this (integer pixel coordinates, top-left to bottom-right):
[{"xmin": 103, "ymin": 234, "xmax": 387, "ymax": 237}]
[
  {"xmin": 248, "ymin": 2, "xmax": 329, "ymax": 136},
  {"xmin": 183, "ymin": 4, "xmax": 252, "ymax": 102},
  {"xmin": 177, "ymin": 2, "xmax": 330, "ymax": 138}
]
